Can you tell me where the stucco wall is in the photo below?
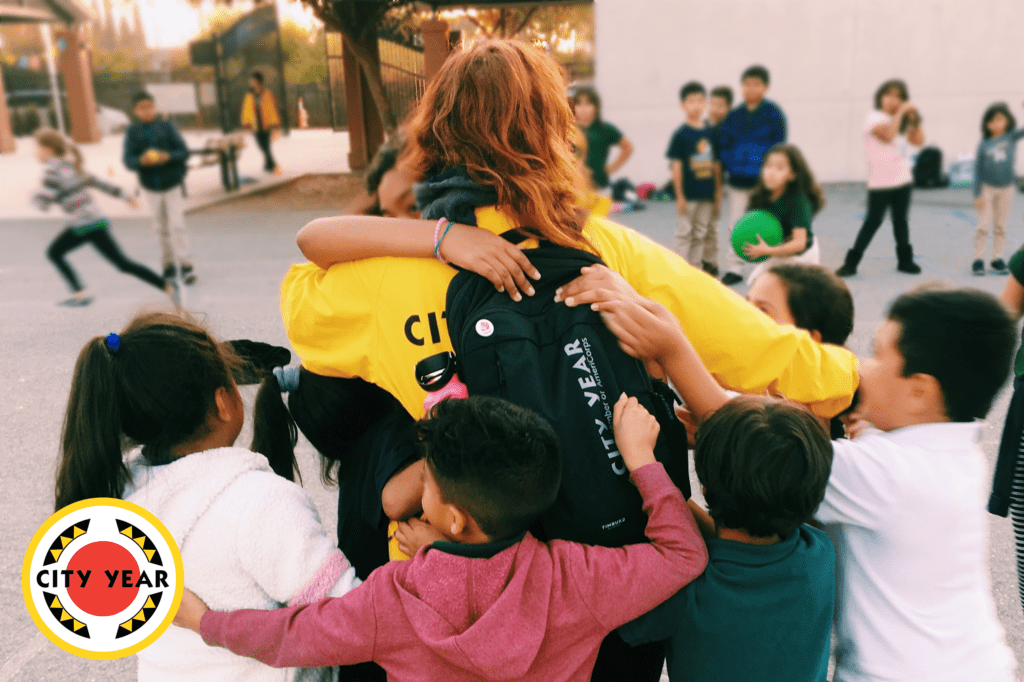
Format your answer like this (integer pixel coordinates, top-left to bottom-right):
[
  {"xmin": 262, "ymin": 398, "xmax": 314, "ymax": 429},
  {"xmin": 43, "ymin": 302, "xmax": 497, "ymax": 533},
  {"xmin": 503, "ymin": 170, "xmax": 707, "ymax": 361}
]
[{"xmin": 595, "ymin": 0, "xmax": 1024, "ymax": 184}]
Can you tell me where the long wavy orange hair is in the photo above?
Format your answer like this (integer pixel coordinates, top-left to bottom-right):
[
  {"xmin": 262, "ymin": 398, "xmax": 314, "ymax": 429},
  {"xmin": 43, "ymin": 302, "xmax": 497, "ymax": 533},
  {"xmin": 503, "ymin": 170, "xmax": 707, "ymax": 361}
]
[{"xmin": 402, "ymin": 40, "xmax": 587, "ymax": 247}]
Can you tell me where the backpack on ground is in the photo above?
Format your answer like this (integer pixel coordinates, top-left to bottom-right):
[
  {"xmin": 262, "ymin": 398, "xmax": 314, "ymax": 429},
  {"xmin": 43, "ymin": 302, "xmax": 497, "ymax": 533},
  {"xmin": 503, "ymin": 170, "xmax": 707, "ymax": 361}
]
[
  {"xmin": 913, "ymin": 146, "xmax": 949, "ymax": 188},
  {"xmin": 445, "ymin": 236, "xmax": 690, "ymax": 548}
]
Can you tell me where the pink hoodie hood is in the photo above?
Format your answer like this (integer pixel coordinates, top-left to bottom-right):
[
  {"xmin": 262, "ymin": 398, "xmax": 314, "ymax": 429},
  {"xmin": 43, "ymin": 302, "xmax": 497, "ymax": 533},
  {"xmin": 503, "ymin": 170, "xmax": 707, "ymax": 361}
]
[{"xmin": 393, "ymin": 536, "xmax": 551, "ymax": 680}]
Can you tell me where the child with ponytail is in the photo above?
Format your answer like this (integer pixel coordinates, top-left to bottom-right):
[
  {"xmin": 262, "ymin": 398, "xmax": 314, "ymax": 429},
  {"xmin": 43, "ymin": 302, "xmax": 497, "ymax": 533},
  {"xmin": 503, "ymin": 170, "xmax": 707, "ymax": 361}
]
[
  {"xmin": 55, "ymin": 311, "xmax": 359, "ymax": 682},
  {"xmin": 33, "ymin": 128, "xmax": 175, "ymax": 307}
]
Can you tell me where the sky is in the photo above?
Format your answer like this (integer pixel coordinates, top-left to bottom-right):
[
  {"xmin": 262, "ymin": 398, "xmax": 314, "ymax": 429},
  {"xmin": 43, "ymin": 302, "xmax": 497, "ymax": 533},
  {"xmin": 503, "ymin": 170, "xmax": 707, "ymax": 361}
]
[{"xmin": 126, "ymin": 0, "xmax": 319, "ymax": 49}]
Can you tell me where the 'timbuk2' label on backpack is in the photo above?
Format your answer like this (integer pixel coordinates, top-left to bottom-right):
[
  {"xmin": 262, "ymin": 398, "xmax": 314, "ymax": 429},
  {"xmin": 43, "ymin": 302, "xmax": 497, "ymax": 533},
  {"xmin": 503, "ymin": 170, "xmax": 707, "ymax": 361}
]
[{"xmin": 564, "ymin": 337, "xmax": 626, "ymax": 475}]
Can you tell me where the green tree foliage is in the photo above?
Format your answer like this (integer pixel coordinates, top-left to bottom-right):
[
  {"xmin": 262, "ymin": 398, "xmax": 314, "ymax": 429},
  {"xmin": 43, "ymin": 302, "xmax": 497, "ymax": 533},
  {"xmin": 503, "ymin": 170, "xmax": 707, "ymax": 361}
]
[{"xmin": 280, "ymin": 18, "xmax": 326, "ymax": 84}]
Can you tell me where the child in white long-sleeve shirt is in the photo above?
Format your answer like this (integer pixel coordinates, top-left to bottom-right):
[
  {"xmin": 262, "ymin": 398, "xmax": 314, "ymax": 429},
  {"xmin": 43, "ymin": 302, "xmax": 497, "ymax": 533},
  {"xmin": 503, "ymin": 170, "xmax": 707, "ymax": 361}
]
[{"xmin": 55, "ymin": 311, "xmax": 360, "ymax": 682}]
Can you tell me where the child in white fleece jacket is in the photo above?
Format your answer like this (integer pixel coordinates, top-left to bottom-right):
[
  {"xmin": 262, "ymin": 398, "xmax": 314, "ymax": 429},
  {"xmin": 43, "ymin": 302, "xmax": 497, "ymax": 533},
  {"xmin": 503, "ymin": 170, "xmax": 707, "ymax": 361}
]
[{"xmin": 54, "ymin": 311, "xmax": 359, "ymax": 682}]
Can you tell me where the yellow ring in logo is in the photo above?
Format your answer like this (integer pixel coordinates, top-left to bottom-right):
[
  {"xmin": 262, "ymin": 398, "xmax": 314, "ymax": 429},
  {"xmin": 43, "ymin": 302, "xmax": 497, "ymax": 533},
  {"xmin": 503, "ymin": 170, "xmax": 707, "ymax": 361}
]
[{"xmin": 22, "ymin": 498, "xmax": 184, "ymax": 660}]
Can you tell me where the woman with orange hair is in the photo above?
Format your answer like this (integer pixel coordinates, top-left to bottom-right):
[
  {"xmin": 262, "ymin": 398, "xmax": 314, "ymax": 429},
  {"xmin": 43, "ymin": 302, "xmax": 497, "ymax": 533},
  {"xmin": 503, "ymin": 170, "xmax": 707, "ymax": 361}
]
[{"xmin": 281, "ymin": 41, "xmax": 856, "ymax": 679}]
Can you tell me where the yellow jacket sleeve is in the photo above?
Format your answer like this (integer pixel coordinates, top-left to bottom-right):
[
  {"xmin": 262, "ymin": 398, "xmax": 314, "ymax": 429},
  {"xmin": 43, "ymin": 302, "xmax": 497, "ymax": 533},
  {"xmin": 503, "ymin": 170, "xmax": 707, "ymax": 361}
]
[
  {"xmin": 261, "ymin": 91, "xmax": 281, "ymax": 129},
  {"xmin": 587, "ymin": 216, "xmax": 859, "ymax": 417},
  {"xmin": 240, "ymin": 93, "xmax": 255, "ymax": 129},
  {"xmin": 280, "ymin": 261, "xmax": 381, "ymax": 381}
]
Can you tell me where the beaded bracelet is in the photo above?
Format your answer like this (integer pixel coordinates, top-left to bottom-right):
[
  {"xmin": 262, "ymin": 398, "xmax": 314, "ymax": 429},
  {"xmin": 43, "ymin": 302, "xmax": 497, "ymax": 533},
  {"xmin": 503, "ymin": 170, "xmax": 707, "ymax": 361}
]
[
  {"xmin": 434, "ymin": 219, "xmax": 455, "ymax": 263},
  {"xmin": 433, "ymin": 217, "xmax": 447, "ymax": 253}
]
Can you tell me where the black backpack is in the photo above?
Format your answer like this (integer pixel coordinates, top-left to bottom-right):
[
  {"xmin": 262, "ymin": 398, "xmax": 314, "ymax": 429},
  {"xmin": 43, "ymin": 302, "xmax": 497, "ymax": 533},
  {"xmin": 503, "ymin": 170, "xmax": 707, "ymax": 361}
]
[
  {"xmin": 445, "ymin": 238, "xmax": 690, "ymax": 548},
  {"xmin": 913, "ymin": 146, "xmax": 948, "ymax": 188}
]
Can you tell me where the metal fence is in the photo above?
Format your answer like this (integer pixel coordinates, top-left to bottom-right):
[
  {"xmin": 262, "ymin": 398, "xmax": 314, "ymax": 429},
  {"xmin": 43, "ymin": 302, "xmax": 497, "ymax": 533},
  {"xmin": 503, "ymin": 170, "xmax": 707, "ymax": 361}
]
[{"xmin": 377, "ymin": 37, "xmax": 425, "ymax": 125}]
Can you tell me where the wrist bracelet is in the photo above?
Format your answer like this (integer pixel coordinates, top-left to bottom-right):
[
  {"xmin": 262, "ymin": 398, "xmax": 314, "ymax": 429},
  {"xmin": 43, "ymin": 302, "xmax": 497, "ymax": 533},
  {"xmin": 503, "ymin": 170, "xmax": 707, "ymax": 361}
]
[
  {"xmin": 433, "ymin": 217, "xmax": 447, "ymax": 253},
  {"xmin": 435, "ymin": 220, "xmax": 455, "ymax": 263}
]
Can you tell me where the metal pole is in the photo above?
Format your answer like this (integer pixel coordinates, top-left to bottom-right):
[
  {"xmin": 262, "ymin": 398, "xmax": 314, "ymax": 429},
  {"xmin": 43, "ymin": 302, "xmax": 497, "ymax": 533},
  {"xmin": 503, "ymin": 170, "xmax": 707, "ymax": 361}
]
[
  {"xmin": 39, "ymin": 23, "xmax": 65, "ymax": 134},
  {"xmin": 272, "ymin": 0, "xmax": 289, "ymax": 135}
]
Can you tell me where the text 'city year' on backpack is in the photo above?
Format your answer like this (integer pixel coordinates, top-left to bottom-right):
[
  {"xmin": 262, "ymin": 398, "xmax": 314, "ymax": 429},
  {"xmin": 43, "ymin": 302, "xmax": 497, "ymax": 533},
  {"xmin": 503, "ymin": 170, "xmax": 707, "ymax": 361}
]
[{"xmin": 446, "ymin": 231, "xmax": 691, "ymax": 548}]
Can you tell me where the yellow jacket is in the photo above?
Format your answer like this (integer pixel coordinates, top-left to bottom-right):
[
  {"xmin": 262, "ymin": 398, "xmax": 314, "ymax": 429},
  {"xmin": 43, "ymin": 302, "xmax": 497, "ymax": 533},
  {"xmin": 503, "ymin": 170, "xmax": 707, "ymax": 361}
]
[
  {"xmin": 240, "ymin": 90, "xmax": 281, "ymax": 131},
  {"xmin": 281, "ymin": 207, "xmax": 858, "ymax": 419}
]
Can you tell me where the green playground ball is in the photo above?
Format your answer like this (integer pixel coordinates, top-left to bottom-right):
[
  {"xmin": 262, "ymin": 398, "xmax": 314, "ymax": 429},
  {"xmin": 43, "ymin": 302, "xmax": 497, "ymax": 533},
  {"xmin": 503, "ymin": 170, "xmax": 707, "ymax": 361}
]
[{"xmin": 732, "ymin": 210, "xmax": 784, "ymax": 263}]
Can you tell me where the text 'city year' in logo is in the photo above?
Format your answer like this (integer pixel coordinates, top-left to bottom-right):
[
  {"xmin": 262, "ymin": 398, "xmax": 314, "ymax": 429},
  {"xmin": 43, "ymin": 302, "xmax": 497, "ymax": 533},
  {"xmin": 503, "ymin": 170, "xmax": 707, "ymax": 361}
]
[{"xmin": 22, "ymin": 498, "xmax": 183, "ymax": 659}]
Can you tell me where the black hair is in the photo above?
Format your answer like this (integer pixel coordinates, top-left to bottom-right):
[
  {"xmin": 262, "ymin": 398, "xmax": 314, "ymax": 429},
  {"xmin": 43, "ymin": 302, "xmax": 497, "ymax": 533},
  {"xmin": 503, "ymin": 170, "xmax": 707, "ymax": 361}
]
[
  {"xmin": 365, "ymin": 134, "xmax": 407, "ymax": 194},
  {"xmin": 679, "ymin": 81, "xmax": 706, "ymax": 101},
  {"xmin": 769, "ymin": 264, "xmax": 854, "ymax": 345},
  {"xmin": 694, "ymin": 396, "xmax": 832, "ymax": 538},
  {"xmin": 887, "ymin": 288, "xmax": 1016, "ymax": 422},
  {"xmin": 288, "ymin": 369, "xmax": 408, "ymax": 485},
  {"xmin": 55, "ymin": 312, "xmax": 298, "ymax": 511},
  {"xmin": 982, "ymin": 102, "xmax": 1017, "ymax": 140},
  {"xmin": 251, "ymin": 71, "xmax": 264, "ymax": 85},
  {"xmin": 571, "ymin": 87, "xmax": 602, "ymax": 123},
  {"xmin": 710, "ymin": 86, "xmax": 733, "ymax": 107},
  {"xmin": 741, "ymin": 65, "xmax": 770, "ymax": 86},
  {"xmin": 132, "ymin": 91, "xmax": 154, "ymax": 106},
  {"xmin": 419, "ymin": 396, "xmax": 561, "ymax": 540},
  {"xmin": 874, "ymin": 79, "xmax": 908, "ymax": 110},
  {"xmin": 747, "ymin": 143, "xmax": 826, "ymax": 214}
]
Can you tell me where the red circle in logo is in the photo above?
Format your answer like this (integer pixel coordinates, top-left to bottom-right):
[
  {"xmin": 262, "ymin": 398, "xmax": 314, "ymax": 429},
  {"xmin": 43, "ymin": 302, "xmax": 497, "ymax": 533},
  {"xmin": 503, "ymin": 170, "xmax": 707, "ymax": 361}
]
[{"xmin": 65, "ymin": 541, "xmax": 140, "ymax": 617}]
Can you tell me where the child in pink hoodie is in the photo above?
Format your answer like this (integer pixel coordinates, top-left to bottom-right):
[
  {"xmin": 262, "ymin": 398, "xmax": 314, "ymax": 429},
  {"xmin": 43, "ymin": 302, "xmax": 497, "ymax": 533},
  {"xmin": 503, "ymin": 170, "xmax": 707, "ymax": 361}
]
[{"xmin": 173, "ymin": 394, "xmax": 707, "ymax": 681}]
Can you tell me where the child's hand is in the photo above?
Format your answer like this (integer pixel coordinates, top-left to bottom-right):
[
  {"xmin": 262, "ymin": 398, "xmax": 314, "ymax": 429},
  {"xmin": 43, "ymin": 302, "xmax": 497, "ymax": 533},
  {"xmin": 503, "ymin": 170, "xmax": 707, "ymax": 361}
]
[
  {"xmin": 613, "ymin": 393, "xmax": 659, "ymax": 472},
  {"xmin": 439, "ymin": 223, "xmax": 541, "ymax": 302},
  {"xmin": 172, "ymin": 589, "xmax": 209, "ymax": 634},
  {"xmin": 394, "ymin": 518, "xmax": 447, "ymax": 556},
  {"xmin": 742, "ymin": 235, "xmax": 772, "ymax": 260},
  {"xmin": 975, "ymin": 197, "xmax": 984, "ymax": 212},
  {"xmin": 676, "ymin": 197, "xmax": 688, "ymax": 215},
  {"xmin": 555, "ymin": 264, "xmax": 641, "ymax": 306},
  {"xmin": 591, "ymin": 297, "xmax": 686, "ymax": 365}
]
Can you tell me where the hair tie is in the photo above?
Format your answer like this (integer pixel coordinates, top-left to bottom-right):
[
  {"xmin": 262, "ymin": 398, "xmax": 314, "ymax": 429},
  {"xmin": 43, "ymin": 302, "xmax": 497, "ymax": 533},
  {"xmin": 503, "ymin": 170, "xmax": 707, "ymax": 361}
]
[
  {"xmin": 273, "ymin": 365, "xmax": 300, "ymax": 393},
  {"xmin": 105, "ymin": 333, "xmax": 120, "ymax": 354}
]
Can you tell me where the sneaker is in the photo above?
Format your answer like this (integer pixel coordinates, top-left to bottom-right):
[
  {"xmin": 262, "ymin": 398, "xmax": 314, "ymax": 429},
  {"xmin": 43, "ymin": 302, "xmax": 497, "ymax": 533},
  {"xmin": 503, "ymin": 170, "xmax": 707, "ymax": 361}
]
[
  {"xmin": 702, "ymin": 261, "xmax": 719, "ymax": 277},
  {"xmin": 58, "ymin": 292, "xmax": 93, "ymax": 307},
  {"xmin": 721, "ymin": 272, "xmax": 744, "ymax": 286},
  {"xmin": 991, "ymin": 259, "xmax": 1008, "ymax": 274},
  {"xmin": 181, "ymin": 264, "xmax": 197, "ymax": 285},
  {"xmin": 162, "ymin": 264, "xmax": 177, "ymax": 280},
  {"xmin": 972, "ymin": 259, "xmax": 985, "ymax": 276},
  {"xmin": 835, "ymin": 264, "xmax": 857, "ymax": 277}
]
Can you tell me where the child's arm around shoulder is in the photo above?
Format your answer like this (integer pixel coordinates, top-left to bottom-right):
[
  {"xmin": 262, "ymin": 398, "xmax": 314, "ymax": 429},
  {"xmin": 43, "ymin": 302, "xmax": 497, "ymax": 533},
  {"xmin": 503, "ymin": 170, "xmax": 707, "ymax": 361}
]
[
  {"xmin": 558, "ymin": 395, "xmax": 708, "ymax": 632},
  {"xmin": 175, "ymin": 572, "xmax": 381, "ymax": 669},
  {"xmin": 296, "ymin": 216, "xmax": 539, "ymax": 301},
  {"xmin": 234, "ymin": 471, "xmax": 360, "ymax": 605}
]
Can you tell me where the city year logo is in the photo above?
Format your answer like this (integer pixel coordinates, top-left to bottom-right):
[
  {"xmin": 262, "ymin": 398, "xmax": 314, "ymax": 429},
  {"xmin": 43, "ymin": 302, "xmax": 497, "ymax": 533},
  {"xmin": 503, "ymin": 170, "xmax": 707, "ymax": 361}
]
[{"xmin": 22, "ymin": 498, "xmax": 183, "ymax": 659}]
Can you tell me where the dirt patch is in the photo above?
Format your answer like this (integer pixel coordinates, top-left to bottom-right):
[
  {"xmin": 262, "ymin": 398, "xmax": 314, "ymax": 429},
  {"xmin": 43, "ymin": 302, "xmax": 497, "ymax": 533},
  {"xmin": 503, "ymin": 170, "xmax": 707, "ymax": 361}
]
[{"xmin": 195, "ymin": 173, "xmax": 364, "ymax": 214}]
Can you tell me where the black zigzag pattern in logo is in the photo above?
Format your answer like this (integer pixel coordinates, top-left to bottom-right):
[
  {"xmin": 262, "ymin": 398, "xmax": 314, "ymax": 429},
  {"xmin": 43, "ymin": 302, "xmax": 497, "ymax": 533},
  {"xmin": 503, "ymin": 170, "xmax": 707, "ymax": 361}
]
[
  {"xmin": 115, "ymin": 520, "xmax": 163, "ymax": 566},
  {"xmin": 116, "ymin": 592, "xmax": 163, "ymax": 639},
  {"xmin": 42, "ymin": 519, "xmax": 90, "ymax": 567},
  {"xmin": 43, "ymin": 592, "xmax": 90, "ymax": 639}
]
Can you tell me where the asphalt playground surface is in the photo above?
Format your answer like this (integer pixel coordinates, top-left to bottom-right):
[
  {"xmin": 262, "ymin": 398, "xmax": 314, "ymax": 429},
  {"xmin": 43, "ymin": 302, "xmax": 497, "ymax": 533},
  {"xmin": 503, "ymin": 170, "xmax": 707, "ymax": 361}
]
[{"xmin": 2, "ymin": 183, "xmax": 1023, "ymax": 679}]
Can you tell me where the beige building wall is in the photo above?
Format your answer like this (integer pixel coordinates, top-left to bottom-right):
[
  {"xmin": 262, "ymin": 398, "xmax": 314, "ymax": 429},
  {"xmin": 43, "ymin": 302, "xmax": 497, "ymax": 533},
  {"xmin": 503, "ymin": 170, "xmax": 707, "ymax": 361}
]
[{"xmin": 595, "ymin": 0, "xmax": 1024, "ymax": 184}]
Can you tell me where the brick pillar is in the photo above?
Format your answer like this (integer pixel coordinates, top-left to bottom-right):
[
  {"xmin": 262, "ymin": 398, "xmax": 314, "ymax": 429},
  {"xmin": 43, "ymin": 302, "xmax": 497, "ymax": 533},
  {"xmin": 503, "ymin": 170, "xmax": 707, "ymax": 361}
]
[
  {"xmin": 421, "ymin": 18, "xmax": 450, "ymax": 82},
  {"xmin": 341, "ymin": 35, "xmax": 383, "ymax": 171},
  {"xmin": 56, "ymin": 27, "xmax": 101, "ymax": 143},
  {"xmin": 0, "ymin": 64, "xmax": 16, "ymax": 153}
]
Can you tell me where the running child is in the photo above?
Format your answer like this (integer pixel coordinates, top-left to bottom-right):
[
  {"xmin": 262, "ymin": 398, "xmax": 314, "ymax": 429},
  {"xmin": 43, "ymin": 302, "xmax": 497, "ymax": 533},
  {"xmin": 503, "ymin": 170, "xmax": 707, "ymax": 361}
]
[
  {"xmin": 739, "ymin": 143, "xmax": 825, "ymax": 283},
  {"xmin": 972, "ymin": 102, "xmax": 1024, "ymax": 275},
  {"xmin": 171, "ymin": 395, "xmax": 708, "ymax": 681},
  {"xmin": 33, "ymin": 128, "xmax": 174, "ymax": 307},
  {"xmin": 55, "ymin": 311, "xmax": 361, "ymax": 681},
  {"xmin": 668, "ymin": 82, "xmax": 719, "ymax": 267}
]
